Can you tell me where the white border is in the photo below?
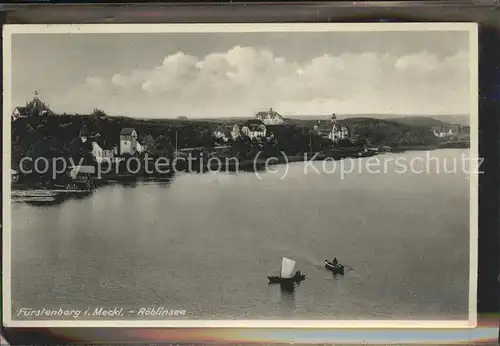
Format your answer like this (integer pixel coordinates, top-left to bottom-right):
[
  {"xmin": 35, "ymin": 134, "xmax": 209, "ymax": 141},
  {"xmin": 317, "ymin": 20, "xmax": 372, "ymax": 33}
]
[{"xmin": 2, "ymin": 23, "xmax": 478, "ymax": 328}]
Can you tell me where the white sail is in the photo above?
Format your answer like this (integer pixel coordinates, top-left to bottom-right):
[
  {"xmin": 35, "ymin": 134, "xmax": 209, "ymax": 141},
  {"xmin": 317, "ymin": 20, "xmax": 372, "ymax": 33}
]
[{"xmin": 281, "ymin": 257, "xmax": 296, "ymax": 279}]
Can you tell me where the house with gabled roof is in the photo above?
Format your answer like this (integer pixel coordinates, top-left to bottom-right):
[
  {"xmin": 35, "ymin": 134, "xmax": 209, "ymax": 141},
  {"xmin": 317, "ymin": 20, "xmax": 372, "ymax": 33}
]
[
  {"xmin": 213, "ymin": 124, "xmax": 242, "ymax": 142},
  {"xmin": 77, "ymin": 124, "xmax": 115, "ymax": 163},
  {"xmin": 231, "ymin": 124, "xmax": 241, "ymax": 140},
  {"xmin": 314, "ymin": 115, "xmax": 350, "ymax": 142},
  {"xmin": 119, "ymin": 127, "xmax": 143, "ymax": 156},
  {"xmin": 241, "ymin": 119, "xmax": 267, "ymax": 139},
  {"xmin": 431, "ymin": 124, "xmax": 462, "ymax": 138},
  {"xmin": 12, "ymin": 91, "xmax": 53, "ymax": 121},
  {"xmin": 255, "ymin": 108, "xmax": 284, "ymax": 125}
]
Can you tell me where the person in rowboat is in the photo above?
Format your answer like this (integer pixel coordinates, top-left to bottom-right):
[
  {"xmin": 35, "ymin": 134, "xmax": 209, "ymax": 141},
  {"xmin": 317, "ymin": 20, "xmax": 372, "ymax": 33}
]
[{"xmin": 332, "ymin": 258, "xmax": 338, "ymax": 265}]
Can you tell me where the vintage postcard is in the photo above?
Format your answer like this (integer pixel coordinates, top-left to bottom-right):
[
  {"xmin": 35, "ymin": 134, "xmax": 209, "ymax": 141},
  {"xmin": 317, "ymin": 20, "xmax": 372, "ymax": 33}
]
[{"xmin": 3, "ymin": 23, "xmax": 478, "ymax": 328}]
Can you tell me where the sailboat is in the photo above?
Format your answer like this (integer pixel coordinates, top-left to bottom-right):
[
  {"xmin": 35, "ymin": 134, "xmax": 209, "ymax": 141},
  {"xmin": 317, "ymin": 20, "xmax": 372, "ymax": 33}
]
[{"xmin": 267, "ymin": 257, "xmax": 306, "ymax": 284}]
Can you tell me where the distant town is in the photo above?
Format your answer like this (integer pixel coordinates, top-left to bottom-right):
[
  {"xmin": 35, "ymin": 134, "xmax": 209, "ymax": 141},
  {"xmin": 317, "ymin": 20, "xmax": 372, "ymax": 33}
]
[{"xmin": 10, "ymin": 92, "xmax": 470, "ymax": 194}]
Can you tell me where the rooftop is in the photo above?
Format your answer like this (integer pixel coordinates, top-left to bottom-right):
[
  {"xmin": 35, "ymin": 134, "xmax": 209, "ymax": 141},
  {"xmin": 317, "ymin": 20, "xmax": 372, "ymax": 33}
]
[
  {"xmin": 256, "ymin": 108, "xmax": 283, "ymax": 119},
  {"xmin": 314, "ymin": 120, "xmax": 349, "ymax": 132},
  {"xmin": 14, "ymin": 92, "xmax": 53, "ymax": 117},
  {"xmin": 244, "ymin": 119, "xmax": 266, "ymax": 126},
  {"xmin": 120, "ymin": 128, "xmax": 137, "ymax": 136}
]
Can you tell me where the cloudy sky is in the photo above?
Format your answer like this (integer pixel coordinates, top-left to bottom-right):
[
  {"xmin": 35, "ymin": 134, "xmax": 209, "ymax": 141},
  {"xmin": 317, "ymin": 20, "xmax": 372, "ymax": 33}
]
[{"xmin": 10, "ymin": 30, "xmax": 470, "ymax": 119}]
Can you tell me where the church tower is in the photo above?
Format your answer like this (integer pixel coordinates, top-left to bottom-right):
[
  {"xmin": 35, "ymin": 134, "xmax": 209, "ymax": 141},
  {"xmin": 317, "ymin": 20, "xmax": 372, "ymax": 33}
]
[
  {"xmin": 330, "ymin": 113, "xmax": 337, "ymax": 124},
  {"xmin": 79, "ymin": 120, "xmax": 88, "ymax": 143},
  {"xmin": 331, "ymin": 113, "xmax": 338, "ymax": 141}
]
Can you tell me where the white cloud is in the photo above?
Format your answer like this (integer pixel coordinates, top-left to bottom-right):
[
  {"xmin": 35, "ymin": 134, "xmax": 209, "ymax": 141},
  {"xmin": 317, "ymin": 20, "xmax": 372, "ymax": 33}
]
[
  {"xmin": 59, "ymin": 46, "xmax": 470, "ymax": 118},
  {"xmin": 395, "ymin": 50, "xmax": 441, "ymax": 72},
  {"xmin": 112, "ymin": 69, "xmax": 151, "ymax": 89}
]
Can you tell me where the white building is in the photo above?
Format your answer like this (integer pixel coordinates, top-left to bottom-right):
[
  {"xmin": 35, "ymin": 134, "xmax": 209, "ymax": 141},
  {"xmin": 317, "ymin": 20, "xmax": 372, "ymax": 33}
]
[
  {"xmin": 213, "ymin": 124, "xmax": 243, "ymax": 142},
  {"xmin": 120, "ymin": 128, "xmax": 143, "ymax": 155},
  {"xmin": 432, "ymin": 126, "xmax": 459, "ymax": 138},
  {"xmin": 231, "ymin": 124, "xmax": 241, "ymax": 140},
  {"xmin": 255, "ymin": 108, "xmax": 284, "ymax": 125},
  {"xmin": 90, "ymin": 142, "xmax": 117, "ymax": 164},
  {"xmin": 314, "ymin": 115, "xmax": 350, "ymax": 143},
  {"xmin": 91, "ymin": 142, "xmax": 103, "ymax": 162},
  {"xmin": 11, "ymin": 91, "xmax": 53, "ymax": 121},
  {"xmin": 241, "ymin": 120, "xmax": 267, "ymax": 139},
  {"xmin": 330, "ymin": 123, "xmax": 350, "ymax": 141},
  {"xmin": 213, "ymin": 126, "xmax": 231, "ymax": 142},
  {"xmin": 102, "ymin": 148, "xmax": 116, "ymax": 159}
]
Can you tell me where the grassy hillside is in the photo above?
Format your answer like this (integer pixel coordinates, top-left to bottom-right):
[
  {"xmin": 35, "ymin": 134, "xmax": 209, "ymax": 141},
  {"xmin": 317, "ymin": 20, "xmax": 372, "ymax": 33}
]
[
  {"xmin": 377, "ymin": 115, "xmax": 469, "ymax": 126},
  {"xmin": 287, "ymin": 114, "xmax": 470, "ymax": 126},
  {"xmin": 387, "ymin": 116, "xmax": 448, "ymax": 128},
  {"xmin": 341, "ymin": 117, "xmax": 442, "ymax": 147},
  {"xmin": 386, "ymin": 116, "xmax": 472, "ymax": 128}
]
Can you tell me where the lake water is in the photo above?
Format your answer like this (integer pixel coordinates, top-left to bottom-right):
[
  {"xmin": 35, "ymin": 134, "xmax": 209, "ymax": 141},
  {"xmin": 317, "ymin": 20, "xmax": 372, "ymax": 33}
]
[{"xmin": 10, "ymin": 149, "xmax": 471, "ymax": 320}]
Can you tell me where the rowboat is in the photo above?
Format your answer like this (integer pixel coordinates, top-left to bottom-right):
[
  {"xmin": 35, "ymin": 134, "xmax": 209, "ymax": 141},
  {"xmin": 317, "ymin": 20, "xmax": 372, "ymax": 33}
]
[{"xmin": 325, "ymin": 260, "xmax": 345, "ymax": 275}]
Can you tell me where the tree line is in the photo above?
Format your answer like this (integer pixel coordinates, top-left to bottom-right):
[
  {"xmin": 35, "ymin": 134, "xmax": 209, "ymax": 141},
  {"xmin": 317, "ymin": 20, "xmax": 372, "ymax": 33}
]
[{"xmin": 12, "ymin": 112, "xmax": 447, "ymax": 174}]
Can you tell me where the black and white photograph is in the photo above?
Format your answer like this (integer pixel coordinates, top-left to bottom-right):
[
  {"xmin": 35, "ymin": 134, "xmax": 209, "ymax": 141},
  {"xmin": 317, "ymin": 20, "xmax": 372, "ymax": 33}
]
[{"xmin": 3, "ymin": 23, "xmax": 478, "ymax": 328}]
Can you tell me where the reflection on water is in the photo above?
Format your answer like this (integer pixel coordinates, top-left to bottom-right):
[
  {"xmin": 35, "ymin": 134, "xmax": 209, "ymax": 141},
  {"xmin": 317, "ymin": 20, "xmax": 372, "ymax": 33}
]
[
  {"xmin": 332, "ymin": 273, "xmax": 344, "ymax": 280},
  {"xmin": 23, "ymin": 200, "xmax": 65, "ymax": 207},
  {"xmin": 13, "ymin": 176, "xmax": 176, "ymax": 207},
  {"xmin": 279, "ymin": 283, "xmax": 296, "ymax": 313},
  {"xmin": 119, "ymin": 180, "xmax": 138, "ymax": 188},
  {"xmin": 15, "ymin": 193, "xmax": 94, "ymax": 207},
  {"xmin": 280, "ymin": 281, "xmax": 296, "ymax": 293},
  {"xmin": 112, "ymin": 177, "xmax": 175, "ymax": 189}
]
